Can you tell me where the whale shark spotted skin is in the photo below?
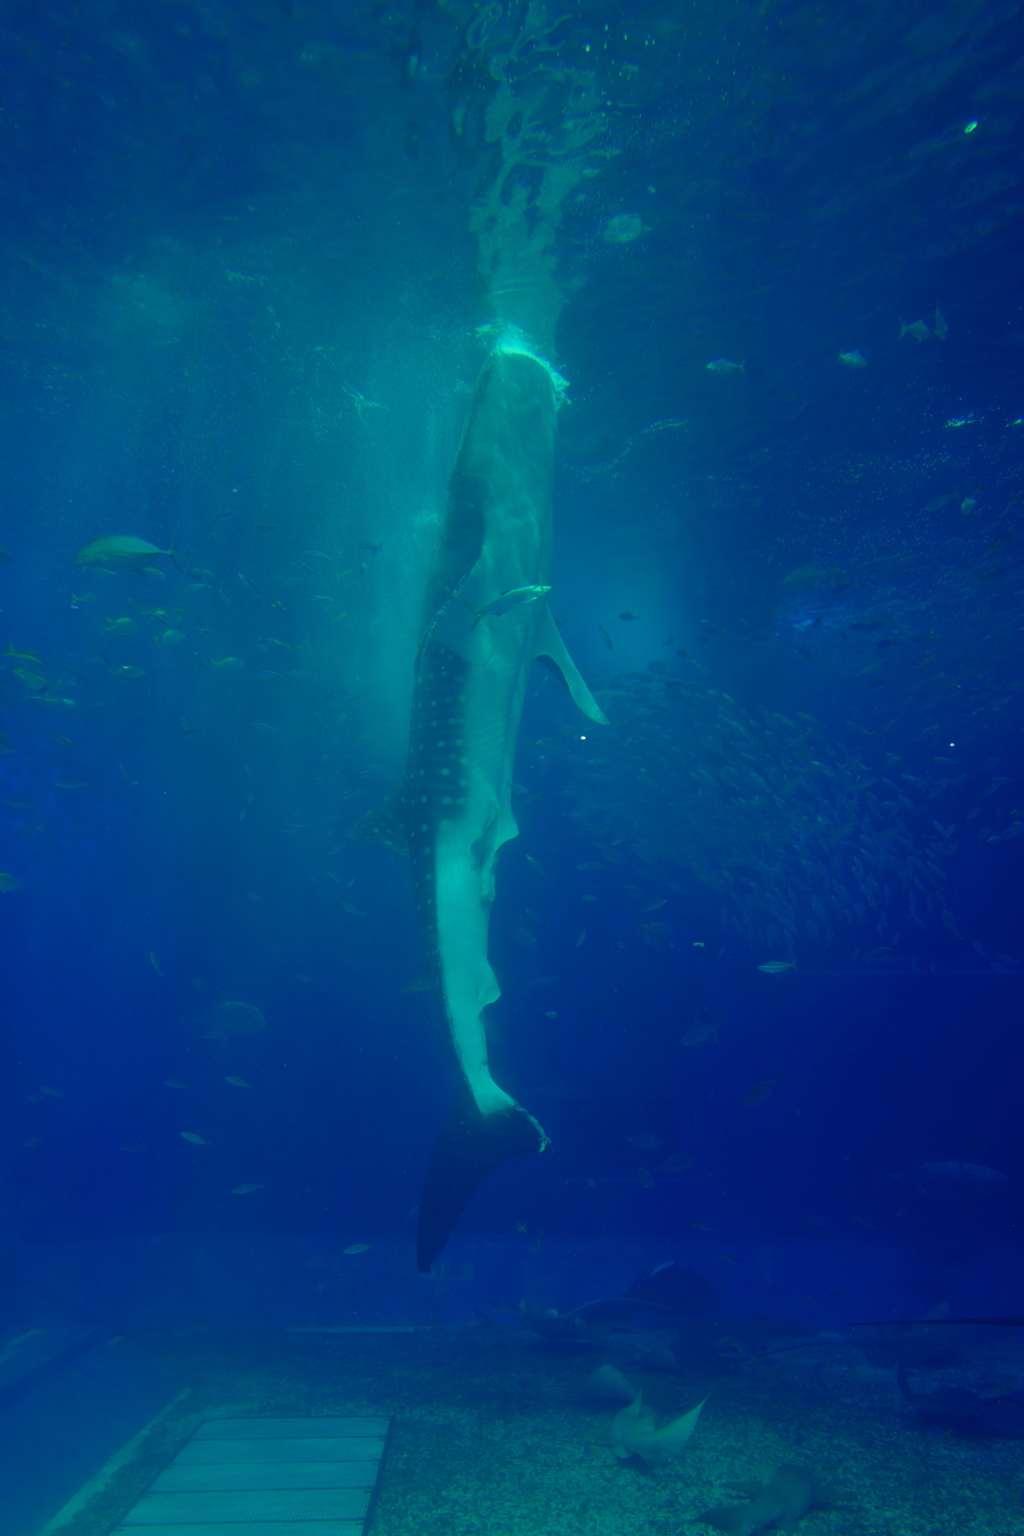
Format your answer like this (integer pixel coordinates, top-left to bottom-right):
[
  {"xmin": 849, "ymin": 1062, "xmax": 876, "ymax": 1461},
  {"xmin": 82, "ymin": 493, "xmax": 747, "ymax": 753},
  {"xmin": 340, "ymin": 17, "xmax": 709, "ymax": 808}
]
[{"xmin": 355, "ymin": 345, "xmax": 605, "ymax": 1269}]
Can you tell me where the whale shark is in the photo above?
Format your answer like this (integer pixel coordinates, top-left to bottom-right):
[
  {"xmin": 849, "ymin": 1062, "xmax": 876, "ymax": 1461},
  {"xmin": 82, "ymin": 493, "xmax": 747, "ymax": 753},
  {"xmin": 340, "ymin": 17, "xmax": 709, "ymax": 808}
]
[{"xmin": 354, "ymin": 334, "xmax": 606, "ymax": 1270}]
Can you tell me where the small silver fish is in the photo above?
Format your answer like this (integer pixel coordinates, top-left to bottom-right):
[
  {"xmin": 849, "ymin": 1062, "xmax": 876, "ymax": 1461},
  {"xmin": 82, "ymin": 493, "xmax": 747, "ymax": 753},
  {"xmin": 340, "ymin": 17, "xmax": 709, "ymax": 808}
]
[
  {"xmin": 899, "ymin": 319, "xmax": 931, "ymax": 342},
  {"xmin": 681, "ymin": 1022, "xmax": 716, "ymax": 1048},
  {"xmin": 838, "ymin": 349, "xmax": 868, "ymax": 368},
  {"xmin": 232, "ymin": 1183, "xmax": 263, "ymax": 1194},
  {"xmin": 76, "ymin": 535, "xmax": 177, "ymax": 571},
  {"xmin": 706, "ymin": 358, "xmax": 745, "ymax": 374},
  {"xmin": 917, "ymin": 1160, "xmax": 1007, "ymax": 1185},
  {"xmin": 180, "ymin": 1131, "xmax": 209, "ymax": 1145},
  {"xmin": 603, "ymin": 212, "xmax": 645, "ymax": 244},
  {"xmin": 469, "ymin": 584, "xmax": 551, "ymax": 627},
  {"xmin": 757, "ymin": 960, "xmax": 795, "ymax": 974},
  {"xmin": 198, "ymin": 1001, "xmax": 265, "ymax": 1038}
]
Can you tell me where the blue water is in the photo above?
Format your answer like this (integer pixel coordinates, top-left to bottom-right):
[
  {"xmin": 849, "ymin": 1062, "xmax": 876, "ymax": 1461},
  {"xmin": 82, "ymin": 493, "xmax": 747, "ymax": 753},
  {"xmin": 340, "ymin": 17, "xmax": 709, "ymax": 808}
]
[{"xmin": 1, "ymin": 0, "xmax": 1022, "ymax": 1366}]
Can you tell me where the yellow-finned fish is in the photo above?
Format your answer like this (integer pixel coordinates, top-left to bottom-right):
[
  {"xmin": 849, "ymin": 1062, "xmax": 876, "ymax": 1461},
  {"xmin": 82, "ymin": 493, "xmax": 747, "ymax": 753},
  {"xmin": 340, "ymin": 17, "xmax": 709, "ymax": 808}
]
[{"xmin": 76, "ymin": 535, "xmax": 177, "ymax": 571}]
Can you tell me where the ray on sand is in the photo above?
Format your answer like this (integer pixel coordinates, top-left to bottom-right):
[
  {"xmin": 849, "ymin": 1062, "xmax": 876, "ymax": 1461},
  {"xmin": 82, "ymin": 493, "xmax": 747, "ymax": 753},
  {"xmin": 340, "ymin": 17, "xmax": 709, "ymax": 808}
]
[{"xmin": 353, "ymin": 336, "xmax": 605, "ymax": 1271}]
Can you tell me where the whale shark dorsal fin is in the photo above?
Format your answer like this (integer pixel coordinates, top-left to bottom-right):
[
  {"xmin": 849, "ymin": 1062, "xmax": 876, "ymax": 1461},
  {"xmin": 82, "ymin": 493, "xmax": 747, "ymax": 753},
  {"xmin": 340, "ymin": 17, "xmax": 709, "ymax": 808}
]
[
  {"xmin": 536, "ymin": 606, "xmax": 608, "ymax": 724},
  {"xmin": 348, "ymin": 786, "xmax": 409, "ymax": 856}
]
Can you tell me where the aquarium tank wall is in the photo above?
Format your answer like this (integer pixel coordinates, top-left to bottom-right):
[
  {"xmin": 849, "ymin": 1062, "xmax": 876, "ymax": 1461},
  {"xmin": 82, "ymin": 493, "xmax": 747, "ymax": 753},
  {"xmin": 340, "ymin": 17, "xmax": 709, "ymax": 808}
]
[{"xmin": 1, "ymin": 3, "xmax": 1023, "ymax": 1536}]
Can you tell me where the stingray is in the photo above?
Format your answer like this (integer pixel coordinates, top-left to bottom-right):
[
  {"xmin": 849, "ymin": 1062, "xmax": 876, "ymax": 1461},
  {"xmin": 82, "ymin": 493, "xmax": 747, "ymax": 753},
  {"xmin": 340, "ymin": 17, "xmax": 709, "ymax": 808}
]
[{"xmin": 897, "ymin": 1364, "xmax": 1024, "ymax": 1437}]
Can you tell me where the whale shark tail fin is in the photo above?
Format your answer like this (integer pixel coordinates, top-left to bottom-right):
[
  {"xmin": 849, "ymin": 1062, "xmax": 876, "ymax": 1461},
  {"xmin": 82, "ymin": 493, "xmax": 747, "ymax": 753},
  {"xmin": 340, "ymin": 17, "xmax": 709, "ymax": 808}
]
[{"xmin": 417, "ymin": 1085, "xmax": 549, "ymax": 1272}]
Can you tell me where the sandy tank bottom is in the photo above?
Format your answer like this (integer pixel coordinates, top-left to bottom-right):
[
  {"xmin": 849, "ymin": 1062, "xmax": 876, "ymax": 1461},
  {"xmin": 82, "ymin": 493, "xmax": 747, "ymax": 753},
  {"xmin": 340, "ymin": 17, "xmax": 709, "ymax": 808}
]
[{"xmin": 53, "ymin": 1326, "xmax": 1024, "ymax": 1536}]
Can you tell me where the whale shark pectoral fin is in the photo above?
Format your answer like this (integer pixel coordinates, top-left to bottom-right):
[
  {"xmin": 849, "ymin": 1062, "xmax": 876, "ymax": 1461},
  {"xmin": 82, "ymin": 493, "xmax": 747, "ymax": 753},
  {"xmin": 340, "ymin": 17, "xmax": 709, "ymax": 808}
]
[
  {"xmin": 347, "ymin": 786, "xmax": 409, "ymax": 856},
  {"xmin": 536, "ymin": 606, "xmax": 608, "ymax": 725},
  {"xmin": 416, "ymin": 1085, "xmax": 550, "ymax": 1272}
]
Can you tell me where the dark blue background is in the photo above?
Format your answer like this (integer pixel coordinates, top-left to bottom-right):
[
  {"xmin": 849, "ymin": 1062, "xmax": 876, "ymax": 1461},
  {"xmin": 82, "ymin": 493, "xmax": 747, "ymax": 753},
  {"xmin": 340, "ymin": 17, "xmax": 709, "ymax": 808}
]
[{"xmin": 1, "ymin": 0, "xmax": 1022, "ymax": 1324}]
